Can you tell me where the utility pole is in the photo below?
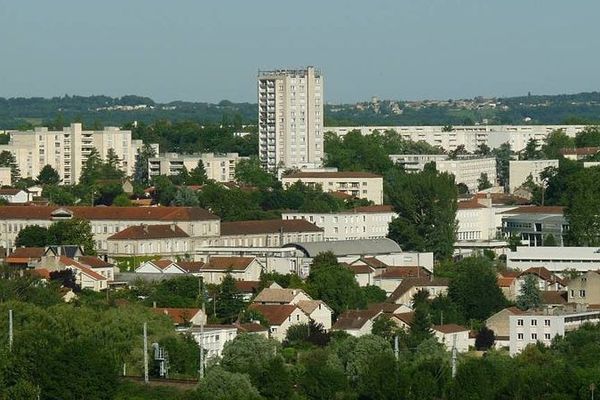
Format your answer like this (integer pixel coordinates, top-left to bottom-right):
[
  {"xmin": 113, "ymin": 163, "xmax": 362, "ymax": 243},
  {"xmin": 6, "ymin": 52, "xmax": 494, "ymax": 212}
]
[
  {"xmin": 8, "ymin": 309, "xmax": 13, "ymax": 352},
  {"xmin": 451, "ymin": 334, "xmax": 458, "ymax": 378},
  {"xmin": 199, "ymin": 276, "xmax": 206, "ymax": 381},
  {"xmin": 394, "ymin": 335, "xmax": 399, "ymax": 360},
  {"xmin": 143, "ymin": 322, "xmax": 149, "ymax": 384}
]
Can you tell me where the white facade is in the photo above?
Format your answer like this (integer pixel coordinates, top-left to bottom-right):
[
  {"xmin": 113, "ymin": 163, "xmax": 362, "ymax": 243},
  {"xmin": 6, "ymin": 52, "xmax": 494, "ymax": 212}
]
[
  {"xmin": 0, "ymin": 189, "xmax": 32, "ymax": 203},
  {"xmin": 2, "ymin": 123, "xmax": 158, "ymax": 184},
  {"xmin": 433, "ymin": 326, "xmax": 470, "ymax": 352},
  {"xmin": 456, "ymin": 199, "xmax": 496, "ymax": 242},
  {"xmin": 389, "ymin": 154, "xmax": 449, "ymax": 173},
  {"xmin": 148, "ymin": 152, "xmax": 246, "ymax": 182},
  {"xmin": 435, "ymin": 157, "xmax": 497, "ymax": 193},
  {"xmin": 507, "ymin": 246, "xmax": 600, "ymax": 273},
  {"xmin": 258, "ymin": 67, "xmax": 324, "ymax": 170},
  {"xmin": 509, "ymin": 160, "xmax": 559, "ymax": 192},
  {"xmin": 281, "ymin": 207, "xmax": 396, "ymax": 241},
  {"xmin": 509, "ymin": 309, "xmax": 600, "ymax": 356},
  {"xmin": 189, "ymin": 326, "xmax": 238, "ymax": 359},
  {"xmin": 0, "ymin": 167, "xmax": 11, "ymax": 186},
  {"xmin": 327, "ymin": 125, "xmax": 586, "ymax": 153}
]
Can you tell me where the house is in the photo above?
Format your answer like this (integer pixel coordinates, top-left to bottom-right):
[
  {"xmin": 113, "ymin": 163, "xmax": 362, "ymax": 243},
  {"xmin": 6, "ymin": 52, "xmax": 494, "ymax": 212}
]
[
  {"xmin": 344, "ymin": 263, "xmax": 376, "ymax": 287},
  {"xmin": 136, "ymin": 259, "xmax": 189, "ymax": 274},
  {"xmin": 332, "ymin": 309, "xmax": 383, "ymax": 337},
  {"xmin": 540, "ymin": 291, "xmax": 568, "ymax": 306},
  {"xmin": 107, "ymin": 224, "xmax": 193, "ymax": 257},
  {"xmin": 248, "ymin": 304, "xmax": 309, "ymax": 341},
  {"xmin": 497, "ymin": 271, "xmax": 519, "ymax": 301},
  {"xmin": 0, "ymin": 188, "xmax": 32, "ymax": 203},
  {"xmin": 386, "ymin": 277, "xmax": 450, "ymax": 306},
  {"xmin": 296, "ymin": 300, "xmax": 333, "ymax": 331},
  {"xmin": 197, "ymin": 256, "xmax": 264, "ymax": 284},
  {"xmin": 187, "ymin": 325, "xmax": 238, "ymax": 359},
  {"xmin": 234, "ymin": 280, "xmax": 261, "ymax": 301},
  {"xmin": 5, "ymin": 247, "xmax": 45, "ymax": 269},
  {"xmin": 486, "ymin": 307, "xmax": 526, "ymax": 348},
  {"xmin": 40, "ymin": 256, "xmax": 109, "ymax": 291},
  {"xmin": 373, "ymin": 267, "xmax": 432, "ymax": 295},
  {"xmin": 216, "ymin": 219, "xmax": 324, "ymax": 247},
  {"xmin": 515, "ymin": 267, "xmax": 566, "ymax": 293},
  {"xmin": 77, "ymin": 255, "xmax": 116, "ymax": 281},
  {"xmin": 432, "ymin": 324, "xmax": 470, "ymax": 352},
  {"xmin": 253, "ymin": 287, "xmax": 312, "ymax": 305},
  {"xmin": 45, "ymin": 245, "xmax": 84, "ymax": 258},
  {"xmin": 567, "ymin": 271, "xmax": 600, "ymax": 304},
  {"xmin": 235, "ymin": 322, "xmax": 269, "ymax": 337},
  {"xmin": 392, "ymin": 311, "xmax": 415, "ymax": 331},
  {"xmin": 151, "ymin": 307, "xmax": 206, "ymax": 326}
]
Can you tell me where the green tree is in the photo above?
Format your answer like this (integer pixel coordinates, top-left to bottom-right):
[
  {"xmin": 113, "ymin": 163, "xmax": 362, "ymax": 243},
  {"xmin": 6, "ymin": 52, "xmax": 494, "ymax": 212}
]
[
  {"xmin": 133, "ymin": 144, "xmax": 156, "ymax": 186},
  {"xmin": 191, "ymin": 366, "xmax": 261, "ymax": 400},
  {"xmin": 235, "ymin": 157, "xmax": 277, "ymax": 188},
  {"xmin": 372, "ymin": 314, "xmax": 396, "ymax": 340},
  {"xmin": 15, "ymin": 225, "xmax": 49, "ymax": 247},
  {"xmin": 37, "ymin": 164, "xmax": 61, "ymax": 185},
  {"xmin": 306, "ymin": 252, "xmax": 366, "ymax": 316},
  {"xmin": 112, "ymin": 193, "xmax": 132, "ymax": 206},
  {"xmin": 221, "ymin": 334, "xmax": 280, "ymax": 374},
  {"xmin": 0, "ymin": 150, "xmax": 20, "ymax": 183},
  {"xmin": 477, "ymin": 172, "xmax": 493, "ymax": 191},
  {"xmin": 575, "ymin": 126, "xmax": 600, "ymax": 148},
  {"xmin": 542, "ymin": 129, "xmax": 574, "ymax": 159},
  {"xmin": 492, "ymin": 142, "xmax": 511, "ymax": 188},
  {"xmin": 386, "ymin": 168, "xmax": 457, "ymax": 259},
  {"xmin": 215, "ymin": 273, "xmax": 244, "ymax": 323},
  {"xmin": 152, "ymin": 175, "xmax": 177, "ymax": 206},
  {"xmin": 475, "ymin": 326, "xmax": 495, "ymax": 350},
  {"xmin": 43, "ymin": 184, "xmax": 77, "ymax": 205},
  {"xmin": 516, "ymin": 274, "xmax": 542, "ymax": 310},
  {"xmin": 508, "ymin": 234, "xmax": 523, "ymax": 251},
  {"xmin": 544, "ymin": 233, "xmax": 558, "ymax": 246},
  {"xmin": 564, "ymin": 167, "xmax": 600, "ymax": 246},
  {"xmin": 79, "ymin": 148, "xmax": 104, "ymax": 186},
  {"xmin": 475, "ymin": 143, "xmax": 491, "ymax": 156},
  {"xmin": 102, "ymin": 148, "xmax": 125, "ymax": 180},
  {"xmin": 410, "ymin": 304, "xmax": 433, "ymax": 345},
  {"xmin": 448, "ymin": 257, "xmax": 507, "ymax": 321},
  {"xmin": 297, "ymin": 349, "xmax": 350, "ymax": 400},
  {"xmin": 522, "ymin": 138, "xmax": 541, "ymax": 160},
  {"xmin": 172, "ymin": 187, "xmax": 200, "ymax": 206},
  {"xmin": 362, "ymin": 285, "xmax": 387, "ymax": 304},
  {"xmin": 189, "ymin": 159, "xmax": 208, "ymax": 185},
  {"xmin": 47, "ymin": 218, "xmax": 95, "ymax": 255}
]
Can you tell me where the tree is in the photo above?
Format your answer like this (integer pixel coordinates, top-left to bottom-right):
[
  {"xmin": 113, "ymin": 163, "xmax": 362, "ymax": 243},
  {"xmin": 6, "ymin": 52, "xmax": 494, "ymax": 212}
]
[
  {"xmin": 362, "ymin": 285, "xmax": 387, "ymax": 304},
  {"xmin": 215, "ymin": 273, "xmax": 244, "ymax": 323},
  {"xmin": 475, "ymin": 143, "xmax": 491, "ymax": 156},
  {"xmin": 133, "ymin": 144, "xmax": 156, "ymax": 186},
  {"xmin": 448, "ymin": 144, "xmax": 468, "ymax": 159},
  {"xmin": 79, "ymin": 148, "xmax": 103, "ymax": 186},
  {"xmin": 564, "ymin": 167, "xmax": 600, "ymax": 246},
  {"xmin": 47, "ymin": 218, "xmax": 95, "ymax": 255},
  {"xmin": 15, "ymin": 225, "xmax": 49, "ymax": 247},
  {"xmin": 221, "ymin": 334, "xmax": 280, "ymax": 374},
  {"xmin": 306, "ymin": 252, "xmax": 366, "ymax": 316},
  {"xmin": 456, "ymin": 182, "xmax": 470, "ymax": 195},
  {"xmin": 575, "ymin": 126, "xmax": 600, "ymax": 148},
  {"xmin": 189, "ymin": 159, "xmax": 208, "ymax": 185},
  {"xmin": 492, "ymin": 142, "xmax": 511, "ymax": 188},
  {"xmin": 297, "ymin": 349, "xmax": 350, "ymax": 400},
  {"xmin": 543, "ymin": 234, "xmax": 558, "ymax": 246},
  {"xmin": 43, "ymin": 185, "xmax": 77, "ymax": 205},
  {"xmin": 191, "ymin": 366, "xmax": 261, "ymax": 400},
  {"xmin": 516, "ymin": 274, "xmax": 542, "ymax": 310},
  {"xmin": 542, "ymin": 129, "xmax": 574, "ymax": 159},
  {"xmin": 284, "ymin": 321, "xmax": 330, "ymax": 347},
  {"xmin": 507, "ymin": 234, "xmax": 522, "ymax": 251},
  {"xmin": 49, "ymin": 269, "xmax": 80, "ymax": 292},
  {"xmin": 235, "ymin": 157, "xmax": 276, "ymax": 188},
  {"xmin": 172, "ymin": 187, "xmax": 200, "ymax": 206},
  {"xmin": 0, "ymin": 150, "xmax": 20, "ymax": 182},
  {"xmin": 152, "ymin": 175, "xmax": 177, "ymax": 206},
  {"xmin": 102, "ymin": 148, "xmax": 125, "ymax": 180},
  {"xmin": 37, "ymin": 164, "xmax": 61, "ymax": 185},
  {"xmin": 386, "ymin": 168, "xmax": 457, "ymax": 260},
  {"xmin": 410, "ymin": 304, "xmax": 433, "ymax": 345},
  {"xmin": 112, "ymin": 193, "xmax": 132, "ymax": 206},
  {"xmin": 477, "ymin": 172, "xmax": 493, "ymax": 191},
  {"xmin": 372, "ymin": 314, "xmax": 396, "ymax": 340},
  {"xmin": 447, "ymin": 257, "xmax": 507, "ymax": 321},
  {"xmin": 522, "ymin": 138, "xmax": 541, "ymax": 160},
  {"xmin": 475, "ymin": 326, "xmax": 495, "ymax": 350}
]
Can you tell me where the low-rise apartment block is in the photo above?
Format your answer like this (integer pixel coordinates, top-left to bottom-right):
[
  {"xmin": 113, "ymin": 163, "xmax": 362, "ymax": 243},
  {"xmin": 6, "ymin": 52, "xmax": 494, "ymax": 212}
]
[
  {"xmin": 216, "ymin": 219, "xmax": 323, "ymax": 247},
  {"xmin": 281, "ymin": 205, "xmax": 396, "ymax": 241},
  {"xmin": 507, "ymin": 246, "xmax": 600, "ymax": 273},
  {"xmin": 509, "ymin": 160, "xmax": 559, "ymax": 193},
  {"xmin": 435, "ymin": 157, "xmax": 497, "ymax": 193},
  {"xmin": 281, "ymin": 171, "xmax": 384, "ymax": 204},
  {"xmin": 501, "ymin": 206, "xmax": 567, "ymax": 246},
  {"xmin": 388, "ymin": 154, "xmax": 449, "ymax": 173},
  {"xmin": 148, "ymin": 152, "xmax": 247, "ymax": 182},
  {"xmin": 567, "ymin": 271, "xmax": 600, "ymax": 305}
]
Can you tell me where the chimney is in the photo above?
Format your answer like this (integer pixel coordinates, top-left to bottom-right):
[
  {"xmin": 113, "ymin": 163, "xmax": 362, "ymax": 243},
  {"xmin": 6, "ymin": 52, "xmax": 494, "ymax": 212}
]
[
  {"xmin": 170, "ymin": 223, "xmax": 176, "ymax": 232},
  {"xmin": 153, "ymin": 301, "xmax": 157, "ymax": 308}
]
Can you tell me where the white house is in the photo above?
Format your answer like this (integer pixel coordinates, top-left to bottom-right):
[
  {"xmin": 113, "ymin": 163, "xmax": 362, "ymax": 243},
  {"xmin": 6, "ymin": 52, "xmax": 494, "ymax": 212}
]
[
  {"xmin": 196, "ymin": 256, "xmax": 264, "ymax": 284},
  {"xmin": 188, "ymin": 325, "xmax": 238, "ymax": 359},
  {"xmin": 248, "ymin": 304, "xmax": 310, "ymax": 341},
  {"xmin": 432, "ymin": 324, "xmax": 471, "ymax": 352},
  {"xmin": 332, "ymin": 309, "xmax": 383, "ymax": 337},
  {"xmin": 387, "ymin": 277, "xmax": 450, "ymax": 306},
  {"xmin": 253, "ymin": 288, "xmax": 312, "ymax": 305},
  {"xmin": 107, "ymin": 224, "xmax": 193, "ymax": 257},
  {"xmin": 0, "ymin": 188, "xmax": 31, "ymax": 203},
  {"xmin": 296, "ymin": 300, "xmax": 333, "ymax": 331}
]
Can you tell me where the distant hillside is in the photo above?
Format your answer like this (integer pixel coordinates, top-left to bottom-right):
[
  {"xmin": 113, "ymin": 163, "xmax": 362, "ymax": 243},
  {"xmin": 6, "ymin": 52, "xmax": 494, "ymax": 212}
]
[{"xmin": 1, "ymin": 92, "xmax": 600, "ymax": 129}]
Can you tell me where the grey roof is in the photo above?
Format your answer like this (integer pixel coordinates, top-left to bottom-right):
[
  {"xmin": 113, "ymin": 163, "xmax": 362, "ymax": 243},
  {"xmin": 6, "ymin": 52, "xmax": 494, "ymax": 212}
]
[{"xmin": 283, "ymin": 238, "xmax": 402, "ymax": 258}]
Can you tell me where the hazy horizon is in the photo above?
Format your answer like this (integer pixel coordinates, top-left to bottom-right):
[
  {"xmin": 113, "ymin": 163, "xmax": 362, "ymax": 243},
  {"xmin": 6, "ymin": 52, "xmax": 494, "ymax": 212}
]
[{"xmin": 1, "ymin": 0, "xmax": 599, "ymax": 103}]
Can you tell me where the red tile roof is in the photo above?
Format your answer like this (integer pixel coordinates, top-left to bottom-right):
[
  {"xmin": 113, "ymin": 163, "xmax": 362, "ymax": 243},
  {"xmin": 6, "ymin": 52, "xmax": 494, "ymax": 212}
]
[
  {"xmin": 359, "ymin": 257, "xmax": 388, "ymax": 269},
  {"xmin": 500, "ymin": 206, "xmax": 564, "ymax": 214},
  {"xmin": 0, "ymin": 188, "xmax": 25, "ymax": 195},
  {"xmin": 248, "ymin": 304, "xmax": 299, "ymax": 325},
  {"xmin": 387, "ymin": 277, "xmax": 449, "ymax": 304},
  {"xmin": 497, "ymin": 277, "xmax": 516, "ymax": 287},
  {"xmin": 0, "ymin": 206, "xmax": 218, "ymax": 221},
  {"xmin": 28, "ymin": 268, "xmax": 50, "ymax": 280},
  {"xmin": 151, "ymin": 307, "xmax": 202, "ymax": 325},
  {"xmin": 379, "ymin": 267, "xmax": 431, "ymax": 280},
  {"xmin": 283, "ymin": 171, "xmax": 382, "ymax": 179},
  {"xmin": 458, "ymin": 199, "xmax": 487, "ymax": 210},
  {"xmin": 352, "ymin": 205, "xmax": 394, "ymax": 213},
  {"xmin": 559, "ymin": 147, "xmax": 600, "ymax": 156},
  {"xmin": 433, "ymin": 324, "xmax": 469, "ymax": 334},
  {"xmin": 519, "ymin": 267, "xmax": 566, "ymax": 286},
  {"xmin": 540, "ymin": 291, "xmax": 568, "ymax": 305},
  {"xmin": 234, "ymin": 280, "xmax": 260, "ymax": 293},
  {"xmin": 394, "ymin": 312, "xmax": 415, "ymax": 326},
  {"xmin": 59, "ymin": 256, "xmax": 107, "ymax": 281},
  {"xmin": 346, "ymin": 264, "xmax": 375, "ymax": 274},
  {"xmin": 203, "ymin": 256, "xmax": 256, "ymax": 271},
  {"xmin": 220, "ymin": 219, "xmax": 322, "ymax": 235},
  {"xmin": 108, "ymin": 224, "xmax": 190, "ymax": 240},
  {"xmin": 6, "ymin": 247, "xmax": 45, "ymax": 263},
  {"xmin": 332, "ymin": 309, "xmax": 381, "ymax": 330},
  {"xmin": 77, "ymin": 256, "xmax": 113, "ymax": 269},
  {"xmin": 177, "ymin": 261, "xmax": 205, "ymax": 273},
  {"xmin": 235, "ymin": 322, "xmax": 269, "ymax": 333}
]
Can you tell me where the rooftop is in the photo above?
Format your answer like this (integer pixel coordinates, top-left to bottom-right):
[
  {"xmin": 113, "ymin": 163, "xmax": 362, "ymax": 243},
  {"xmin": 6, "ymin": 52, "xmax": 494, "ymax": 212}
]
[
  {"xmin": 248, "ymin": 304, "xmax": 299, "ymax": 325},
  {"xmin": 332, "ymin": 309, "xmax": 381, "ymax": 330},
  {"xmin": 284, "ymin": 238, "xmax": 402, "ymax": 258},
  {"xmin": 283, "ymin": 171, "xmax": 382, "ymax": 179},
  {"xmin": 254, "ymin": 288, "xmax": 309, "ymax": 304},
  {"xmin": 220, "ymin": 219, "xmax": 322, "ymax": 236},
  {"xmin": 108, "ymin": 224, "xmax": 190, "ymax": 240},
  {"xmin": 0, "ymin": 206, "xmax": 219, "ymax": 221}
]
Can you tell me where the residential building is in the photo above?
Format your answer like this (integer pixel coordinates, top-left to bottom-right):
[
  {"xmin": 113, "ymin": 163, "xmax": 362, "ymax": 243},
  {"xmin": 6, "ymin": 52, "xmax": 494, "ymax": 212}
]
[
  {"xmin": 386, "ymin": 277, "xmax": 450, "ymax": 306},
  {"xmin": 150, "ymin": 307, "xmax": 206, "ymax": 326},
  {"xmin": 559, "ymin": 147, "xmax": 600, "ymax": 160},
  {"xmin": 5, "ymin": 247, "xmax": 46, "ymax": 269},
  {"xmin": 373, "ymin": 267, "xmax": 432, "ymax": 295},
  {"xmin": 281, "ymin": 205, "xmax": 397, "ymax": 241},
  {"xmin": 514, "ymin": 267, "xmax": 566, "ymax": 294},
  {"xmin": 196, "ymin": 256, "xmax": 264, "ymax": 284},
  {"xmin": 432, "ymin": 324, "xmax": 470, "ymax": 352},
  {"xmin": 509, "ymin": 160, "xmax": 559, "ymax": 193},
  {"xmin": 40, "ymin": 255, "xmax": 108, "ymax": 291},
  {"xmin": 188, "ymin": 325, "xmax": 238, "ymax": 359},
  {"xmin": 567, "ymin": 271, "xmax": 600, "ymax": 304},
  {"xmin": 501, "ymin": 206, "xmax": 567, "ymax": 246},
  {"xmin": 148, "ymin": 152, "xmax": 246, "ymax": 182},
  {"xmin": 296, "ymin": 300, "xmax": 333, "ymax": 331},
  {"xmin": 509, "ymin": 306, "xmax": 600, "ymax": 355},
  {"xmin": 107, "ymin": 224, "xmax": 193, "ymax": 257},
  {"xmin": 248, "ymin": 304, "xmax": 309, "ymax": 341},
  {"xmin": 497, "ymin": 271, "xmax": 519, "ymax": 301},
  {"xmin": 486, "ymin": 307, "xmax": 525, "ymax": 348},
  {"xmin": 281, "ymin": 171, "xmax": 384, "ymax": 204},
  {"xmin": 326, "ymin": 125, "xmax": 585, "ymax": 153},
  {"xmin": 0, "ymin": 188, "xmax": 32, "ymax": 203},
  {"xmin": 2, "ymin": 123, "xmax": 158, "ymax": 184},
  {"xmin": 507, "ymin": 246, "xmax": 600, "ymax": 273},
  {"xmin": 216, "ymin": 219, "xmax": 323, "ymax": 247},
  {"xmin": 332, "ymin": 309, "xmax": 383, "ymax": 337},
  {"xmin": 456, "ymin": 197, "xmax": 495, "ymax": 242},
  {"xmin": 258, "ymin": 66, "xmax": 324, "ymax": 170},
  {"xmin": 388, "ymin": 154, "xmax": 449, "ymax": 173},
  {"xmin": 435, "ymin": 157, "xmax": 497, "ymax": 193},
  {"xmin": 0, "ymin": 206, "xmax": 220, "ymax": 253}
]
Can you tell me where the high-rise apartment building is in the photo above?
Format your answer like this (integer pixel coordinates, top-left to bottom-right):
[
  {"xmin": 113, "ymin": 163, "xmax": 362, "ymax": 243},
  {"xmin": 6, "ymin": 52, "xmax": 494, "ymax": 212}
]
[
  {"xmin": 258, "ymin": 66, "xmax": 324, "ymax": 170},
  {"xmin": 1, "ymin": 123, "xmax": 158, "ymax": 185}
]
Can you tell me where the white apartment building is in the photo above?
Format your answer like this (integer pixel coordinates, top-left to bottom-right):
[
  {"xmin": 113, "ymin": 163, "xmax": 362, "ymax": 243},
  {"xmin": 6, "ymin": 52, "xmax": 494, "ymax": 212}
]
[
  {"xmin": 258, "ymin": 66, "xmax": 324, "ymax": 170},
  {"xmin": 281, "ymin": 205, "xmax": 397, "ymax": 241},
  {"xmin": 509, "ymin": 160, "xmax": 559, "ymax": 192},
  {"xmin": 456, "ymin": 198, "xmax": 495, "ymax": 241},
  {"xmin": 435, "ymin": 157, "xmax": 497, "ymax": 193},
  {"xmin": 507, "ymin": 246, "xmax": 600, "ymax": 273},
  {"xmin": 327, "ymin": 125, "xmax": 585, "ymax": 153},
  {"xmin": 389, "ymin": 154, "xmax": 449, "ymax": 173},
  {"xmin": 281, "ymin": 171, "xmax": 384, "ymax": 204},
  {"xmin": 2, "ymin": 123, "xmax": 158, "ymax": 185},
  {"xmin": 509, "ymin": 308, "xmax": 600, "ymax": 356},
  {"xmin": 148, "ymin": 152, "xmax": 247, "ymax": 182}
]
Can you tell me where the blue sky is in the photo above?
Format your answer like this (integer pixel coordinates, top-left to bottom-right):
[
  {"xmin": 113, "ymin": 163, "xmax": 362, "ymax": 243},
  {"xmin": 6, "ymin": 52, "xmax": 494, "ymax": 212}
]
[{"xmin": 0, "ymin": 0, "xmax": 598, "ymax": 103}]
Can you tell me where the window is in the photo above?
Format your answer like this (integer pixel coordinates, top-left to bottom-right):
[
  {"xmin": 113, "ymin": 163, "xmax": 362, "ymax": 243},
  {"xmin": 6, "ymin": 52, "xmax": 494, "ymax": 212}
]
[
  {"xmin": 579, "ymin": 290, "xmax": 586, "ymax": 298},
  {"xmin": 531, "ymin": 320, "xmax": 537, "ymax": 326},
  {"xmin": 517, "ymin": 333, "xmax": 524, "ymax": 340},
  {"xmin": 544, "ymin": 333, "xmax": 551, "ymax": 340},
  {"xmin": 531, "ymin": 333, "xmax": 537, "ymax": 340},
  {"xmin": 517, "ymin": 319, "xmax": 523, "ymax": 326},
  {"xmin": 544, "ymin": 319, "xmax": 551, "ymax": 326}
]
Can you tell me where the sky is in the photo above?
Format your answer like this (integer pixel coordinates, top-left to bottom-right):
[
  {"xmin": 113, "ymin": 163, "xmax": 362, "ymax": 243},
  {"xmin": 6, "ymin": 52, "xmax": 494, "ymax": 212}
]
[{"xmin": 0, "ymin": 0, "xmax": 599, "ymax": 103}]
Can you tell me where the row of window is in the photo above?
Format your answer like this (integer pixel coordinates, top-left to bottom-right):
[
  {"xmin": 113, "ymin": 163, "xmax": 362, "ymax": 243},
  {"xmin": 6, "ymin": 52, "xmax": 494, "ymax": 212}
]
[
  {"xmin": 517, "ymin": 319, "xmax": 551, "ymax": 326},
  {"xmin": 517, "ymin": 333, "xmax": 551, "ymax": 340}
]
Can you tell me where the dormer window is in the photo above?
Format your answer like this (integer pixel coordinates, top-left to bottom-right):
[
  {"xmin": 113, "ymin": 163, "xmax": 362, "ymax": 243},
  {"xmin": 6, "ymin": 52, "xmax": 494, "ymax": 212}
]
[{"xmin": 50, "ymin": 208, "xmax": 73, "ymax": 220}]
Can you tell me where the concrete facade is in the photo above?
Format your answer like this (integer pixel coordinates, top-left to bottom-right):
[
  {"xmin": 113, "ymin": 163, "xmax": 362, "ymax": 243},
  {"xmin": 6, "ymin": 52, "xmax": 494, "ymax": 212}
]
[
  {"xmin": 509, "ymin": 160, "xmax": 559, "ymax": 192},
  {"xmin": 435, "ymin": 157, "xmax": 497, "ymax": 193},
  {"xmin": 258, "ymin": 67, "xmax": 324, "ymax": 170},
  {"xmin": 148, "ymin": 152, "xmax": 247, "ymax": 182},
  {"xmin": 507, "ymin": 246, "xmax": 600, "ymax": 272}
]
